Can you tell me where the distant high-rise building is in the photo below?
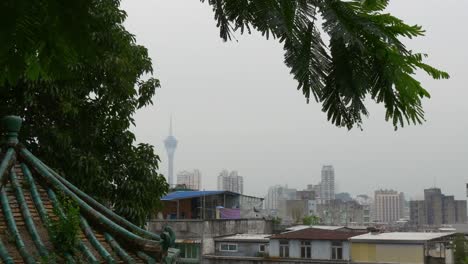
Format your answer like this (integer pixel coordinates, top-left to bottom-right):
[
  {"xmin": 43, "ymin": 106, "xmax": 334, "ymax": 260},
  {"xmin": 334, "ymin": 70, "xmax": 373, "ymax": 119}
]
[
  {"xmin": 177, "ymin": 169, "xmax": 202, "ymax": 190},
  {"xmin": 217, "ymin": 170, "xmax": 243, "ymax": 194},
  {"xmin": 410, "ymin": 188, "xmax": 467, "ymax": 227},
  {"xmin": 355, "ymin": 194, "xmax": 374, "ymax": 223},
  {"xmin": 425, "ymin": 188, "xmax": 444, "ymax": 225},
  {"xmin": 320, "ymin": 165, "xmax": 335, "ymax": 204},
  {"xmin": 164, "ymin": 117, "xmax": 178, "ymax": 186},
  {"xmin": 317, "ymin": 199, "xmax": 365, "ymax": 226},
  {"xmin": 335, "ymin": 192, "xmax": 353, "ymax": 202},
  {"xmin": 374, "ymin": 189, "xmax": 405, "ymax": 223},
  {"xmin": 409, "ymin": 200, "xmax": 426, "ymax": 226},
  {"xmin": 308, "ymin": 184, "xmax": 321, "ymax": 202},
  {"xmin": 264, "ymin": 185, "xmax": 297, "ymax": 213}
]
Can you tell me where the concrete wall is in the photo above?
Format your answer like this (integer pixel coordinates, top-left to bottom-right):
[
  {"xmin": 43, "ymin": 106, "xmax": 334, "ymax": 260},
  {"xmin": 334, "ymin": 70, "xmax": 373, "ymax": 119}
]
[
  {"xmin": 351, "ymin": 242, "xmax": 424, "ymax": 264},
  {"xmin": 455, "ymin": 200, "xmax": 467, "ymax": 224},
  {"xmin": 269, "ymin": 239, "xmax": 350, "ymax": 261},
  {"xmin": 203, "ymin": 255, "xmax": 349, "ymax": 264},
  {"xmin": 215, "ymin": 241, "xmax": 268, "ymax": 257},
  {"xmin": 311, "ymin": 241, "xmax": 329, "ymax": 260},
  {"xmin": 269, "ymin": 240, "xmax": 279, "ymax": 257},
  {"xmin": 148, "ymin": 219, "xmax": 272, "ymax": 239},
  {"xmin": 148, "ymin": 219, "xmax": 273, "ymax": 255},
  {"xmin": 289, "ymin": 240, "xmax": 301, "ymax": 258},
  {"xmin": 343, "ymin": 242, "xmax": 350, "ymax": 261},
  {"xmin": 278, "ymin": 200, "xmax": 308, "ymax": 224},
  {"xmin": 162, "ymin": 199, "xmax": 194, "ymax": 219},
  {"xmin": 376, "ymin": 244, "xmax": 423, "ymax": 264}
]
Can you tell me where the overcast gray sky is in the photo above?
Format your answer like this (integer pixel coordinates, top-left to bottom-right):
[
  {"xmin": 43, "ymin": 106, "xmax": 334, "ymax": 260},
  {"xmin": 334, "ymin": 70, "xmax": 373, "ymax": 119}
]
[{"xmin": 121, "ymin": 0, "xmax": 468, "ymax": 200}]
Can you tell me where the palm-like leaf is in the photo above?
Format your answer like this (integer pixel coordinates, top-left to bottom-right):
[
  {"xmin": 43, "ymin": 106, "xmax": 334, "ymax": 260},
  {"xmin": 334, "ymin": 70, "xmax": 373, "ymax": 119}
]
[{"xmin": 201, "ymin": 0, "xmax": 449, "ymax": 129}]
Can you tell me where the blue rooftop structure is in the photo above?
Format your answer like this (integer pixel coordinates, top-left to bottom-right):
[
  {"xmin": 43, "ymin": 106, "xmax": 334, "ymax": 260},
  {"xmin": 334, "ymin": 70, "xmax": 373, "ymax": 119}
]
[
  {"xmin": 160, "ymin": 190, "xmax": 264, "ymax": 220},
  {"xmin": 161, "ymin": 190, "xmax": 238, "ymax": 201}
]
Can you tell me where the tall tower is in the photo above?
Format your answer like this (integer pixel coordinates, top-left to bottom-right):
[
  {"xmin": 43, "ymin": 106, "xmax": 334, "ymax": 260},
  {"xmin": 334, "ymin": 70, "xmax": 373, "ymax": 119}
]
[
  {"xmin": 320, "ymin": 165, "xmax": 335, "ymax": 204},
  {"xmin": 164, "ymin": 117, "xmax": 178, "ymax": 187}
]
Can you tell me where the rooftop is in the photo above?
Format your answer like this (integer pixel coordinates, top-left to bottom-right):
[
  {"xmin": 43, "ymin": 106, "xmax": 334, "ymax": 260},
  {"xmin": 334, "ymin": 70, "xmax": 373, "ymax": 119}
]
[
  {"xmin": 215, "ymin": 234, "xmax": 271, "ymax": 242},
  {"xmin": 350, "ymin": 232, "xmax": 455, "ymax": 243},
  {"xmin": 161, "ymin": 190, "xmax": 263, "ymax": 201},
  {"xmin": 0, "ymin": 116, "xmax": 177, "ymax": 263},
  {"xmin": 270, "ymin": 228, "xmax": 365, "ymax": 241},
  {"xmin": 441, "ymin": 224, "xmax": 468, "ymax": 233},
  {"xmin": 285, "ymin": 225, "xmax": 366, "ymax": 232}
]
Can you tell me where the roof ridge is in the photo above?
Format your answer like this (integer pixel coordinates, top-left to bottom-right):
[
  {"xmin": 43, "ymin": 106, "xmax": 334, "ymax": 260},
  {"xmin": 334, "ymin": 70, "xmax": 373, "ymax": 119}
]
[
  {"xmin": 0, "ymin": 115, "xmax": 180, "ymax": 262},
  {"xmin": 20, "ymin": 148, "xmax": 164, "ymax": 252}
]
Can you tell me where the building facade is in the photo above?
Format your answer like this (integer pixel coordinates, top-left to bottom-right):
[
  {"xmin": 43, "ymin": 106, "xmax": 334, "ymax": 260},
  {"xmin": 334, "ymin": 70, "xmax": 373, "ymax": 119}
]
[
  {"xmin": 148, "ymin": 219, "xmax": 273, "ymax": 264},
  {"xmin": 410, "ymin": 188, "xmax": 467, "ymax": 227},
  {"xmin": 160, "ymin": 190, "xmax": 264, "ymax": 220},
  {"xmin": 355, "ymin": 194, "xmax": 374, "ymax": 224},
  {"xmin": 320, "ymin": 165, "xmax": 335, "ymax": 204},
  {"xmin": 278, "ymin": 199, "xmax": 309, "ymax": 224},
  {"xmin": 374, "ymin": 189, "xmax": 405, "ymax": 223},
  {"xmin": 212, "ymin": 234, "xmax": 270, "ymax": 257},
  {"xmin": 177, "ymin": 169, "xmax": 202, "ymax": 190},
  {"xmin": 409, "ymin": 200, "xmax": 427, "ymax": 226},
  {"xmin": 264, "ymin": 185, "xmax": 297, "ymax": 214},
  {"xmin": 269, "ymin": 228, "xmax": 364, "ymax": 262},
  {"xmin": 456, "ymin": 200, "xmax": 467, "ymax": 224},
  {"xmin": 350, "ymin": 232, "xmax": 455, "ymax": 264},
  {"xmin": 317, "ymin": 199, "xmax": 364, "ymax": 226},
  {"xmin": 217, "ymin": 170, "xmax": 244, "ymax": 194}
]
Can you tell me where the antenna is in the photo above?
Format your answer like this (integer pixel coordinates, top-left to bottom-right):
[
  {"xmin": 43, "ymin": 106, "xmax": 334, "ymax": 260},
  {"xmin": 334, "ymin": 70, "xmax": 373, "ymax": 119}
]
[{"xmin": 169, "ymin": 114, "xmax": 173, "ymax": 136}]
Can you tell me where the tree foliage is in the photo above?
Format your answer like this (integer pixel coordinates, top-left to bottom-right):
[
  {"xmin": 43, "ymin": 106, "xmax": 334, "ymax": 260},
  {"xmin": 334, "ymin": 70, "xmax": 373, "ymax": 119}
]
[
  {"xmin": 302, "ymin": 215, "xmax": 320, "ymax": 225},
  {"xmin": 0, "ymin": 0, "xmax": 168, "ymax": 226},
  {"xmin": 454, "ymin": 234, "xmax": 468, "ymax": 264},
  {"xmin": 201, "ymin": 0, "xmax": 449, "ymax": 129},
  {"xmin": 0, "ymin": 0, "xmax": 449, "ymax": 225},
  {"xmin": 48, "ymin": 193, "xmax": 80, "ymax": 256}
]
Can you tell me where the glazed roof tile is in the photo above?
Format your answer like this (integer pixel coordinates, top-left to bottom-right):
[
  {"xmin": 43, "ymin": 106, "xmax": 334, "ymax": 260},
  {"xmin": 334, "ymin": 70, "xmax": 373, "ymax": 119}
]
[{"xmin": 0, "ymin": 116, "xmax": 178, "ymax": 263}]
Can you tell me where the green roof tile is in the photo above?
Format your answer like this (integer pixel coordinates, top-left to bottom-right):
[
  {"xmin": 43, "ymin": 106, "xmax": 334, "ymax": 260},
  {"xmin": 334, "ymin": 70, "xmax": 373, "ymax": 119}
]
[{"xmin": 0, "ymin": 116, "xmax": 179, "ymax": 263}]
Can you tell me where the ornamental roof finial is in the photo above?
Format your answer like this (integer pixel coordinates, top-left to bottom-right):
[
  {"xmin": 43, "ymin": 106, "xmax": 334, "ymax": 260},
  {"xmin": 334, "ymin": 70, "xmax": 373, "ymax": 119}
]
[{"xmin": 1, "ymin": 115, "xmax": 22, "ymax": 145}]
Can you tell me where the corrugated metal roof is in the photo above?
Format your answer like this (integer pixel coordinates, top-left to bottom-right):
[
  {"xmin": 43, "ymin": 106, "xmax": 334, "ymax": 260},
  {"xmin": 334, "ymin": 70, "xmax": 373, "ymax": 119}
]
[
  {"xmin": 215, "ymin": 234, "xmax": 271, "ymax": 242},
  {"xmin": 350, "ymin": 232, "xmax": 455, "ymax": 243},
  {"xmin": 161, "ymin": 190, "xmax": 235, "ymax": 201},
  {"xmin": 270, "ymin": 228, "xmax": 365, "ymax": 240},
  {"xmin": 286, "ymin": 225, "xmax": 345, "ymax": 232}
]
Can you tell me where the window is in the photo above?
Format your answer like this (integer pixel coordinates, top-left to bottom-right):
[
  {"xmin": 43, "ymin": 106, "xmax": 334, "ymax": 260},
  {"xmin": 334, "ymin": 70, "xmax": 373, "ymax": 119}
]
[
  {"xmin": 300, "ymin": 241, "xmax": 312, "ymax": 258},
  {"xmin": 220, "ymin": 243, "xmax": 238, "ymax": 252},
  {"xmin": 177, "ymin": 244, "xmax": 199, "ymax": 260},
  {"xmin": 259, "ymin": 244, "xmax": 267, "ymax": 253},
  {"xmin": 331, "ymin": 241, "xmax": 343, "ymax": 260},
  {"xmin": 279, "ymin": 240, "xmax": 289, "ymax": 258}
]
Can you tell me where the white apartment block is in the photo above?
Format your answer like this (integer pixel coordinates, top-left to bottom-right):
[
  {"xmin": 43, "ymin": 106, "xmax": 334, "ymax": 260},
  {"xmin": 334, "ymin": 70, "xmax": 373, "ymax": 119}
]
[
  {"xmin": 320, "ymin": 165, "xmax": 335, "ymax": 204},
  {"xmin": 374, "ymin": 189, "xmax": 405, "ymax": 223},
  {"xmin": 264, "ymin": 185, "xmax": 297, "ymax": 212},
  {"xmin": 177, "ymin": 169, "xmax": 202, "ymax": 190},
  {"xmin": 217, "ymin": 170, "xmax": 244, "ymax": 194}
]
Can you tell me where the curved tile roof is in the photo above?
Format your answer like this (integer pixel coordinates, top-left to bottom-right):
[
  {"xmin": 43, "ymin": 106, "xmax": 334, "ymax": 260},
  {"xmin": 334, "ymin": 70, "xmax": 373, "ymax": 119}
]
[{"xmin": 0, "ymin": 116, "xmax": 178, "ymax": 263}]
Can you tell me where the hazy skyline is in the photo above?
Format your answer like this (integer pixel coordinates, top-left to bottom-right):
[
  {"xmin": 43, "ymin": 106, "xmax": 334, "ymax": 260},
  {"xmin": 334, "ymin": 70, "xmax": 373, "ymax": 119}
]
[{"xmin": 122, "ymin": 0, "xmax": 468, "ymax": 200}]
